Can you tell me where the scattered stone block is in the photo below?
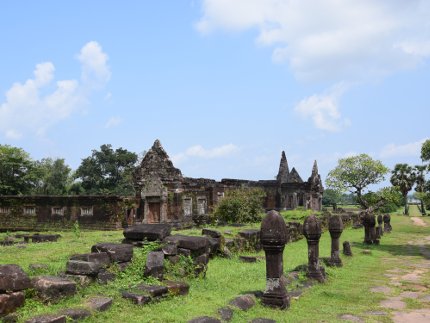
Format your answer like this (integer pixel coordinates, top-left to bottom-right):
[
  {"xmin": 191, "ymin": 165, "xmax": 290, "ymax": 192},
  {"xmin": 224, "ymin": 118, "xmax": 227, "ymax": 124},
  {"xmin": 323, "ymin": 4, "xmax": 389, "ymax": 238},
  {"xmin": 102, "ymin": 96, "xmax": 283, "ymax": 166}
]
[
  {"xmin": 91, "ymin": 243, "xmax": 133, "ymax": 263},
  {"xmin": 178, "ymin": 248, "xmax": 191, "ymax": 257},
  {"xmin": 58, "ymin": 308, "xmax": 91, "ymax": 321},
  {"xmin": 164, "ymin": 280, "xmax": 189, "ymax": 296},
  {"xmin": 32, "ymin": 276, "xmax": 77, "ymax": 302},
  {"xmin": 251, "ymin": 319, "xmax": 276, "ymax": 323},
  {"xmin": 167, "ymin": 255, "xmax": 180, "ymax": 264},
  {"xmin": 144, "ymin": 251, "xmax": 164, "ymax": 280},
  {"xmin": 97, "ymin": 269, "xmax": 116, "ymax": 284},
  {"xmin": 121, "ymin": 290, "xmax": 151, "ymax": 305},
  {"xmin": 207, "ymin": 237, "xmax": 221, "ymax": 256},
  {"xmin": 59, "ymin": 274, "xmax": 94, "ymax": 287},
  {"xmin": 229, "ymin": 294, "xmax": 256, "ymax": 311},
  {"xmin": 85, "ymin": 296, "xmax": 113, "ymax": 312},
  {"xmin": 0, "ymin": 264, "xmax": 32, "ymax": 292},
  {"xmin": 31, "ymin": 234, "xmax": 61, "ymax": 243},
  {"xmin": 162, "ymin": 242, "xmax": 178, "ymax": 256},
  {"xmin": 238, "ymin": 229, "xmax": 261, "ymax": 250},
  {"xmin": 239, "ymin": 256, "xmax": 257, "ymax": 263},
  {"xmin": 218, "ymin": 307, "xmax": 233, "ymax": 321},
  {"xmin": 69, "ymin": 252, "xmax": 111, "ymax": 267},
  {"xmin": 135, "ymin": 284, "xmax": 168, "ymax": 298},
  {"xmin": 0, "ymin": 291, "xmax": 25, "ymax": 316},
  {"xmin": 188, "ymin": 317, "xmax": 221, "ymax": 323},
  {"xmin": 202, "ymin": 228, "xmax": 222, "ymax": 238},
  {"xmin": 123, "ymin": 224, "xmax": 172, "ymax": 241},
  {"xmin": 66, "ymin": 260, "xmax": 103, "ymax": 276},
  {"xmin": 25, "ymin": 314, "xmax": 66, "ymax": 323},
  {"xmin": 164, "ymin": 235, "xmax": 209, "ymax": 257}
]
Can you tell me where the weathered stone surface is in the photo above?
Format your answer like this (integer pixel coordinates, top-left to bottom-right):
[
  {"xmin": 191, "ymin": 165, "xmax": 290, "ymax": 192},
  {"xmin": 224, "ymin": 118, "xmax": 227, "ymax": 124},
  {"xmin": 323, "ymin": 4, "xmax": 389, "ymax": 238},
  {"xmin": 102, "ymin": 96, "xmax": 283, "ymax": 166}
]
[
  {"xmin": 117, "ymin": 262, "xmax": 131, "ymax": 272},
  {"xmin": 31, "ymin": 234, "xmax": 61, "ymax": 243},
  {"xmin": 25, "ymin": 314, "xmax": 66, "ymax": 323},
  {"xmin": 121, "ymin": 290, "xmax": 151, "ymax": 305},
  {"xmin": 91, "ymin": 243, "xmax": 133, "ymax": 263},
  {"xmin": 69, "ymin": 252, "xmax": 111, "ymax": 267},
  {"xmin": 167, "ymin": 255, "xmax": 180, "ymax": 264},
  {"xmin": 0, "ymin": 264, "xmax": 32, "ymax": 292},
  {"xmin": 97, "ymin": 269, "xmax": 116, "ymax": 284},
  {"xmin": 32, "ymin": 276, "xmax": 77, "ymax": 302},
  {"xmin": 188, "ymin": 317, "xmax": 221, "ymax": 323},
  {"xmin": 66, "ymin": 260, "xmax": 103, "ymax": 276},
  {"xmin": 202, "ymin": 228, "xmax": 222, "ymax": 238},
  {"xmin": 218, "ymin": 307, "xmax": 233, "ymax": 321},
  {"xmin": 164, "ymin": 235, "xmax": 209, "ymax": 256},
  {"xmin": 207, "ymin": 237, "xmax": 221, "ymax": 256},
  {"xmin": 59, "ymin": 274, "xmax": 94, "ymax": 287},
  {"xmin": 162, "ymin": 242, "xmax": 178, "ymax": 256},
  {"xmin": 123, "ymin": 223, "xmax": 172, "ymax": 241},
  {"xmin": 343, "ymin": 241, "xmax": 353, "ymax": 256},
  {"xmin": 229, "ymin": 294, "xmax": 256, "ymax": 311},
  {"xmin": 135, "ymin": 284, "xmax": 168, "ymax": 297},
  {"xmin": 193, "ymin": 253, "xmax": 209, "ymax": 276},
  {"xmin": 178, "ymin": 248, "xmax": 191, "ymax": 257},
  {"xmin": 238, "ymin": 229, "xmax": 261, "ymax": 251},
  {"xmin": 58, "ymin": 308, "xmax": 91, "ymax": 321},
  {"xmin": 239, "ymin": 256, "xmax": 257, "ymax": 263},
  {"xmin": 85, "ymin": 296, "xmax": 113, "ymax": 312},
  {"xmin": 303, "ymin": 215, "xmax": 325, "ymax": 283},
  {"xmin": 0, "ymin": 291, "xmax": 25, "ymax": 316},
  {"xmin": 144, "ymin": 251, "xmax": 164, "ymax": 280},
  {"xmin": 328, "ymin": 215, "xmax": 343, "ymax": 267},
  {"xmin": 164, "ymin": 280, "xmax": 189, "ymax": 296}
]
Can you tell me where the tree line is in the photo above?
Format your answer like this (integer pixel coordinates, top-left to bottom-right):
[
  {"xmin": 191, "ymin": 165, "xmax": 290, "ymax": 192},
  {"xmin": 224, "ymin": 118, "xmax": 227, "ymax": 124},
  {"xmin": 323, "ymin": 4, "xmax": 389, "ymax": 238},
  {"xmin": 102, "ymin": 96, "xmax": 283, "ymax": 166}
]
[
  {"xmin": 323, "ymin": 139, "xmax": 430, "ymax": 215},
  {"xmin": 0, "ymin": 144, "xmax": 139, "ymax": 196}
]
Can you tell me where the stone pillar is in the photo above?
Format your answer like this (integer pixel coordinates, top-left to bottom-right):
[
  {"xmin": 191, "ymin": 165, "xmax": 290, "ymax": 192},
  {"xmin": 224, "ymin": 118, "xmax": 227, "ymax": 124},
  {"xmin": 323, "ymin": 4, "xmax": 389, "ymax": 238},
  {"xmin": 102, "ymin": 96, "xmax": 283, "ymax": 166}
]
[
  {"xmin": 363, "ymin": 212, "xmax": 376, "ymax": 244},
  {"xmin": 376, "ymin": 214, "xmax": 383, "ymax": 239},
  {"xmin": 260, "ymin": 210, "xmax": 290, "ymax": 310},
  {"xmin": 343, "ymin": 241, "xmax": 353, "ymax": 256},
  {"xmin": 303, "ymin": 215, "xmax": 325, "ymax": 282},
  {"xmin": 383, "ymin": 214, "xmax": 392, "ymax": 233},
  {"xmin": 328, "ymin": 215, "xmax": 343, "ymax": 267}
]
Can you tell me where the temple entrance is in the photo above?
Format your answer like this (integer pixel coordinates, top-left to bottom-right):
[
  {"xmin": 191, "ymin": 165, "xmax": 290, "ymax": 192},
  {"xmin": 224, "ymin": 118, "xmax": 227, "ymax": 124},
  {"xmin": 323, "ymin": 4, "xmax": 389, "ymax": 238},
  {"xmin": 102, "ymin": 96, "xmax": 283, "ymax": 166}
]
[{"xmin": 147, "ymin": 202, "xmax": 161, "ymax": 223}]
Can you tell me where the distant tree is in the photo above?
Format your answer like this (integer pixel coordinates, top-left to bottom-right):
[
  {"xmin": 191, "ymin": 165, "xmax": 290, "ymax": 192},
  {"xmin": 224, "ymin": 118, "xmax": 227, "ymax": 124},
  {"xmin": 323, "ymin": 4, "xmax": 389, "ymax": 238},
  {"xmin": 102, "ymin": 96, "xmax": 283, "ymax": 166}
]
[
  {"xmin": 421, "ymin": 139, "xmax": 430, "ymax": 163},
  {"xmin": 32, "ymin": 158, "xmax": 72, "ymax": 195},
  {"xmin": 75, "ymin": 144, "xmax": 138, "ymax": 195},
  {"xmin": 390, "ymin": 163, "xmax": 416, "ymax": 215},
  {"xmin": 326, "ymin": 154, "xmax": 389, "ymax": 210},
  {"xmin": 414, "ymin": 165, "xmax": 427, "ymax": 215},
  {"xmin": 362, "ymin": 187, "xmax": 403, "ymax": 213},
  {"xmin": 322, "ymin": 188, "xmax": 342, "ymax": 210},
  {"xmin": 0, "ymin": 145, "xmax": 37, "ymax": 195}
]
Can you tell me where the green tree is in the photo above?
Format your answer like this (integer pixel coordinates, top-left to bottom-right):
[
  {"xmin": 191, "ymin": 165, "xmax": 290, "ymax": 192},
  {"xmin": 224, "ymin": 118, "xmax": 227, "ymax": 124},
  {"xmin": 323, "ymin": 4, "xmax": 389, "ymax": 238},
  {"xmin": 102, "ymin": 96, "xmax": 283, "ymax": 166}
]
[
  {"xmin": 414, "ymin": 165, "xmax": 427, "ymax": 215},
  {"xmin": 390, "ymin": 163, "xmax": 416, "ymax": 215},
  {"xmin": 322, "ymin": 188, "xmax": 342, "ymax": 210},
  {"xmin": 421, "ymin": 139, "xmax": 430, "ymax": 162},
  {"xmin": 212, "ymin": 188, "xmax": 266, "ymax": 224},
  {"xmin": 75, "ymin": 144, "xmax": 138, "ymax": 195},
  {"xmin": 362, "ymin": 187, "xmax": 403, "ymax": 213},
  {"xmin": 32, "ymin": 158, "xmax": 72, "ymax": 195},
  {"xmin": 325, "ymin": 154, "xmax": 389, "ymax": 210},
  {"xmin": 0, "ymin": 145, "xmax": 37, "ymax": 195}
]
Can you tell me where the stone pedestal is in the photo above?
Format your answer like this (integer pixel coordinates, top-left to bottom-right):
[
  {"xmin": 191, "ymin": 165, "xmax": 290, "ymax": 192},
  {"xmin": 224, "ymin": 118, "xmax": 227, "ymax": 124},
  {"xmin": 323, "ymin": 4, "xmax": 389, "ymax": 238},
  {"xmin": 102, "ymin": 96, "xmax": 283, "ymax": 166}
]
[
  {"xmin": 328, "ymin": 215, "xmax": 343, "ymax": 267},
  {"xmin": 303, "ymin": 215, "xmax": 325, "ymax": 282},
  {"xmin": 260, "ymin": 210, "xmax": 289, "ymax": 310},
  {"xmin": 363, "ymin": 212, "xmax": 377, "ymax": 244}
]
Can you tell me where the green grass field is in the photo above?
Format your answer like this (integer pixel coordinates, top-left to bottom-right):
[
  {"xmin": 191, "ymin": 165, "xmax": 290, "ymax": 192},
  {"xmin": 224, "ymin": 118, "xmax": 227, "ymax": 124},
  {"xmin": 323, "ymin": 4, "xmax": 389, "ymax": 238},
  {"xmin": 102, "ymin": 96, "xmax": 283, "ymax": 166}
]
[{"xmin": 1, "ymin": 213, "xmax": 429, "ymax": 322}]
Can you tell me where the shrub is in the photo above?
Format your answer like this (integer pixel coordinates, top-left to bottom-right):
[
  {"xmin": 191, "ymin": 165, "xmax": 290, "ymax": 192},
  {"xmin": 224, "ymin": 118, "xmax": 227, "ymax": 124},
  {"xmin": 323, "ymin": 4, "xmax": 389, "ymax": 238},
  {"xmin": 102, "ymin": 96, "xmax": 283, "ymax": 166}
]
[{"xmin": 212, "ymin": 188, "xmax": 266, "ymax": 224}]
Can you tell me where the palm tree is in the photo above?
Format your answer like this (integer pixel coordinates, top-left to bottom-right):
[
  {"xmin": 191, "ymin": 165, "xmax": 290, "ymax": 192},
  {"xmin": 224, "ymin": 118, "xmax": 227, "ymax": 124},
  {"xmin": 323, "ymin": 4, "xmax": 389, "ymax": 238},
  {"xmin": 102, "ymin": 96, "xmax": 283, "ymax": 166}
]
[
  {"xmin": 415, "ymin": 165, "xmax": 428, "ymax": 215},
  {"xmin": 390, "ymin": 164, "xmax": 416, "ymax": 215}
]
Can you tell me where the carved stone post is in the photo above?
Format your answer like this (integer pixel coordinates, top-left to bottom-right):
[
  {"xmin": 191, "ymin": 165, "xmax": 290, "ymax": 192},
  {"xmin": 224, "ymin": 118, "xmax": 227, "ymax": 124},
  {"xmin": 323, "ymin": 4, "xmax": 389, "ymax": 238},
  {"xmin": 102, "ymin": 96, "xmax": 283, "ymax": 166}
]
[
  {"xmin": 303, "ymin": 215, "xmax": 325, "ymax": 282},
  {"xmin": 343, "ymin": 241, "xmax": 353, "ymax": 256},
  {"xmin": 383, "ymin": 214, "xmax": 392, "ymax": 233},
  {"xmin": 376, "ymin": 214, "xmax": 383, "ymax": 239},
  {"xmin": 261, "ymin": 210, "xmax": 290, "ymax": 309},
  {"xmin": 363, "ymin": 212, "xmax": 376, "ymax": 244},
  {"xmin": 328, "ymin": 215, "xmax": 343, "ymax": 267}
]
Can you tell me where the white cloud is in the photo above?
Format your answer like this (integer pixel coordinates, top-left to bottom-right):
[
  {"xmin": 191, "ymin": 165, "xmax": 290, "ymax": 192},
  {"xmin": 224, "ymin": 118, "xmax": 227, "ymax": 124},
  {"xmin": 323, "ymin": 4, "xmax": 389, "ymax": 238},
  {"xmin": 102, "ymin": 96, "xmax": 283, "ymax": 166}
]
[
  {"xmin": 0, "ymin": 41, "xmax": 110, "ymax": 139},
  {"xmin": 105, "ymin": 116, "xmax": 122, "ymax": 128},
  {"xmin": 197, "ymin": 0, "xmax": 430, "ymax": 82},
  {"xmin": 380, "ymin": 139, "xmax": 427, "ymax": 159},
  {"xmin": 172, "ymin": 143, "xmax": 239, "ymax": 164},
  {"xmin": 294, "ymin": 83, "xmax": 350, "ymax": 132}
]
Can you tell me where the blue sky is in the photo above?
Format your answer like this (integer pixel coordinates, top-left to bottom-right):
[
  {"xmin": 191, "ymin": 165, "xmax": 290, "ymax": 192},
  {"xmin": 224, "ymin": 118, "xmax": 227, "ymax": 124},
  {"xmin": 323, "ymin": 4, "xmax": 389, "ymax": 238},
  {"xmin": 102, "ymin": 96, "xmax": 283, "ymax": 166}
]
[{"xmin": 1, "ymin": 1, "xmax": 429, "ymax": 191}]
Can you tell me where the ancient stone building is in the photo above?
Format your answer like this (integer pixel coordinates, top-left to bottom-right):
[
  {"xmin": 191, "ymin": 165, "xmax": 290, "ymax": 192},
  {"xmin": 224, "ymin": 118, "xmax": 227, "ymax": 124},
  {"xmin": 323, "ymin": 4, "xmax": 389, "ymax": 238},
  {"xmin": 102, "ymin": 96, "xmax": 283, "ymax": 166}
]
[{"xmin": 132, "ymin": 140, "xmax": 323, "ymax": 226}]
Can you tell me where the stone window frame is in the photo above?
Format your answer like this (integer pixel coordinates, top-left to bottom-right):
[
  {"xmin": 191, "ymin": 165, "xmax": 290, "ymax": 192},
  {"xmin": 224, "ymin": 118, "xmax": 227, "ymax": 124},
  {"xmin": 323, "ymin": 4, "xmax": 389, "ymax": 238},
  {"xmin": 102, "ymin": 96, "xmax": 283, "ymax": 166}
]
[
  {"xmin": 80, "ymin": 207, "xmax": 93, "ymax": 216},
  {"xmin": 196, "ymin": 196, "xmax": 207, "ymax": 215},
  {"xmin": 0, "ymin": 207, "xmax": 10, "ymax": 214},
  {"xmin": 23, "ymin": 207, "xmax": 36, "ymax": 215},
  {"xmin": 182, "ymin": 197, "xmax": 193, "ymax": 217},
  {"xmin": 51, "ymin": 207, "xmax": 65, "ymax": 216}
]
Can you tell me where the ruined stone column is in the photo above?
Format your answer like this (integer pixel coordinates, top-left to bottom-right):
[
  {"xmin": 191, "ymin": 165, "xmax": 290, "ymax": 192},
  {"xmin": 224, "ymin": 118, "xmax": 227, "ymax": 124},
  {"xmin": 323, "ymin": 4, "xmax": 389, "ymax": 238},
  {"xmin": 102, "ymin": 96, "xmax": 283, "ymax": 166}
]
[
  {"xmin": 363, "ymin": 212, "xmax": 376, "ymax": 244},
  {"xmin": 343, "ymin": 241, "xmax": 353, "ymax": 256},
  {"xmin": 376, "ymin": 214, "xmax": 383, "ymax": 239},
  {"xmin": 303, "ymin": 215, "xmax": 325, "ymax": 282},
  {"xmin": 328, "ymin": 215, "xmax": 343, "ymax": 267},
  {"xmin": 383, "ymin": 214, "xmax": 392, "ymax": 233},
  {"xmin": 261, "ymin": 210, "xmax": 290, "ymax": 309}
]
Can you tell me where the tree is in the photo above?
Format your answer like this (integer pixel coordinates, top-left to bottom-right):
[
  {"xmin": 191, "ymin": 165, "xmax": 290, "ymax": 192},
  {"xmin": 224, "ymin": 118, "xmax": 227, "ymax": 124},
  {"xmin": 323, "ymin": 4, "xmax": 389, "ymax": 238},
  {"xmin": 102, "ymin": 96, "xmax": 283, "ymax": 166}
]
[
  {"xmin": 390, "ymin": 163, "xmax": 416, "ymax": 215},
  {"xmin": 32, "ymin": 158, "xmax": 72, "ymax": 195},
  {"xmin": 362, "ymin": 187, "xmax": 403, "ymax": 213},
  {"xmin": 75, "ymin": 144, "xmax": 138, "ymax": 195},
  {"xmin": 322, "ymin": 188, "xmax": 342, "ymax": 210},
  {"xmin": 325, "ymin": 154, "xmax": 389, "ymax": 210},
  {"xmin": 421, "ymin": 139, "xmax": 430, "ymax": 162},
  {"xmin": 0, "ymin": 145, "xmax": 36, "ymax": 195},
  {"xmin": 414, "ymin": 165, "xmax": 427, "ymax": 215}
]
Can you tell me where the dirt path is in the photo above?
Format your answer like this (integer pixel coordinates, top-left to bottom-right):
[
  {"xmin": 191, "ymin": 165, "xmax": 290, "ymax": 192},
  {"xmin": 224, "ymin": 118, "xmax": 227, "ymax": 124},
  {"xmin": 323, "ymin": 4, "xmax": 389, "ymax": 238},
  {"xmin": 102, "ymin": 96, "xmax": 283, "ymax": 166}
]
[{"xmin": 411, "ymin": 217, "xmax": 428, "ymax": 227}]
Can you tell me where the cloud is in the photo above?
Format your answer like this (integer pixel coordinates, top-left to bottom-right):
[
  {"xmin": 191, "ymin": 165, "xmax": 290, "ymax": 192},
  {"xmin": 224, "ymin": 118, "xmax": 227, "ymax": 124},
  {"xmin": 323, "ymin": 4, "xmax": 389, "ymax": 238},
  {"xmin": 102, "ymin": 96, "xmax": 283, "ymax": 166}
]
[
  {"xmin": 196, "ymin": 0, "xmax": 430, "ymax": 82},
  {"xmin": 379, "ymin": 138, "xmax": 427, "ymax": 159},
  {"xmin": 0, "ymin": 41, "xmax": 110, "ymax": 139},
  {"xmin": 105, "ymin": 116, "xmax": 122, "ymax": 128},
  {"xmin": 294, "ymin": 83, "xmax": 350, "ymax": 132},
  {"xmin": 172, "ymin": 143, "xmax": 239, "ymax": 164}
]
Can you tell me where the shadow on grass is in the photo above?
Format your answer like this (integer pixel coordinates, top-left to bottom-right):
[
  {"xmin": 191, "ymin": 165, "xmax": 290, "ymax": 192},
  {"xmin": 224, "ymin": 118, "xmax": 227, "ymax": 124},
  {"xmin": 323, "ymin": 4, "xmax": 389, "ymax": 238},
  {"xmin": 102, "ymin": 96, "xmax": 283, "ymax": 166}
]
[{"xmin": 351, "ymin": 240, "xmax": 430, "ymax": 259}]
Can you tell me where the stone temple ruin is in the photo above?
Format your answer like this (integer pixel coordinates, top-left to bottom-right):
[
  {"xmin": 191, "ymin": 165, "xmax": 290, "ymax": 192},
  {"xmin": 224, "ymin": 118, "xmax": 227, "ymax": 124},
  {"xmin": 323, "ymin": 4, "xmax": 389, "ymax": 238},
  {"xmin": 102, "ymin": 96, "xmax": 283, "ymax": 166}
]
[
  {"xmin": 132, "ymin": 140, "xmax": 323, "ymax": 226},
  {"xmin": 0, "ymin": 140, "xmax": 323, "ymax": 230}
]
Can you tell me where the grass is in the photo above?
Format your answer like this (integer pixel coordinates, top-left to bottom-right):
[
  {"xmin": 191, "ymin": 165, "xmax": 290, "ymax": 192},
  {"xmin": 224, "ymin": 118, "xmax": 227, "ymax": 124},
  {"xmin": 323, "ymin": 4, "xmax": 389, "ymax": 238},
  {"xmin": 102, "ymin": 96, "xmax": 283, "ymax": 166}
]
[{"xmin": 1, "ymin": 214, "xmax": 430, "ymax": 322}]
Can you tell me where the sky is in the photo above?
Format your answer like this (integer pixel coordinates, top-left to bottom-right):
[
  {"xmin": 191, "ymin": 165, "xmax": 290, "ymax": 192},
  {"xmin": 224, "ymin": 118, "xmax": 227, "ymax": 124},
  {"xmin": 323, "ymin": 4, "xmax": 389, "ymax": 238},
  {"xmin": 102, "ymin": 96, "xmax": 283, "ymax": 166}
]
[{"xmin": 1, "ymin": 1, "xmax": 429, "ymax": 192}]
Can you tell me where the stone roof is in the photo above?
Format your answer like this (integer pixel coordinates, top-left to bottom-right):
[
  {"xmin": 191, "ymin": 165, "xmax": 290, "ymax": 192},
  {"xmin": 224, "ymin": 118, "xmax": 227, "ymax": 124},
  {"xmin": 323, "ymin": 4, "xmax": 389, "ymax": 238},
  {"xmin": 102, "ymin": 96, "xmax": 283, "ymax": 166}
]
[{"xmin": 287, "ymin": 167, "xmax": 303, "ymax": 183}]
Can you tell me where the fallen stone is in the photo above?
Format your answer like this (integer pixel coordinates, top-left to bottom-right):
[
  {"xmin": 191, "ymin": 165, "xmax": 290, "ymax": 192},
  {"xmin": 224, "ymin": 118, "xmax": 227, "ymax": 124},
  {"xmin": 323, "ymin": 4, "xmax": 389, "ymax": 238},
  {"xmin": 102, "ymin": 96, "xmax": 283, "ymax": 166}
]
[
  {"xmin": 66, "ymin": 260, "xmax": 103, "ymax": 276},
  {"xmin": 218, "ymin": 307, "xmax": 233, "ymax": 321},
  {"xmin": 188, "ymin": 317, "xmax": 221, "ymax": 323},
  {"xmin": 162, "ymin": 242, "xmax": 178, "ymax": 256},
  {"xmin": 202, "ymin": 228, "xmax": 222, "ymax": 238},
  {"xmin": 167, "ymin": 255, "xmax": 180, "ymax": 264},
  {"xmin": 135, "ymin": 284, "xmax": 168, "ymax": 297},
  {"xmin": 229, "ymin": 294, "xmax": 256, "ymax": 311},
  {"xmin": 69, "ymin": 252, "xmax": 111, "ymax": 267},
  {"xmin": 97, "ymin": 269, "xmax": 116, "ymax": 284},
  {"xmin": 31, "ymin": 234, "xmax": 61, "ymax": 243},
  {"xmin": 250, "ymin": 319, "xmax": 276, "ymax": 323},
  {"xmin": 59, "ymin": 274, "xmax": 94, "ymax": 287},
  {"xmin": 164, "ymin": 280, "xmax": 190, "ymax": 296},
  {"xmin": 0, "ymin": 264, "xmax": 32, "ymax": 292},
  {"xmin": 207, "ymin": 237, "xmax": 220, "ymax": 256},
  {"xmin": 58, "ymin": 308, "xmax": 91, "ymax": 321},
  {"xmin": 121, "ymin": 290, "xmax": 151, "ymax": 305},
  {"xmin": 25, "ymin": 314, "xmax": 66, "ymax": 323},
  {"xmin": 91, "ymin": 243, "xmax": 133, "ymax": 263},
  {"xmin": 85, "ymin": 296, "xmax": 113, "ymax": 312},
  {"xmin": 164, "ymin": 235, "xmax": 209, "ymax": 257},
  {"xmin": 32, "ymin": 276, "xmax": 77, "ymax": 302},
  {"xmin": 144, "ymin": 251, "xmax": 164, "ymax": 280},
  {"xmin": 178, "ymin": 248, "xmax": 191, "ymax": 257},
  {"xmin": 238, "ymin": 229, "xmax": 261, "ymax": 250},
  {"xmin": 123, "ymin": 224, "xmax": 172, "ymax": 241},
  {"xmin": 0, "ymin": 291, "xmax": 25, "ymax": 316},
  {"xmin": 239, "ymin": 256, "xmax": 257, "ymax": 263}
]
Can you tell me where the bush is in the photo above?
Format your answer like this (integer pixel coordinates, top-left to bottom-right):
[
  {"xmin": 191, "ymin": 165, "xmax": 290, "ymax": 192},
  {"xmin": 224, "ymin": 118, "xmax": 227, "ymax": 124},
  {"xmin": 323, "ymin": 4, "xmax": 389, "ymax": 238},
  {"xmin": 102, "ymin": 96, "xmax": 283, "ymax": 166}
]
[{"xmin": 212, "ymin": 188, "xmax": 266, "ymax": 224}]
